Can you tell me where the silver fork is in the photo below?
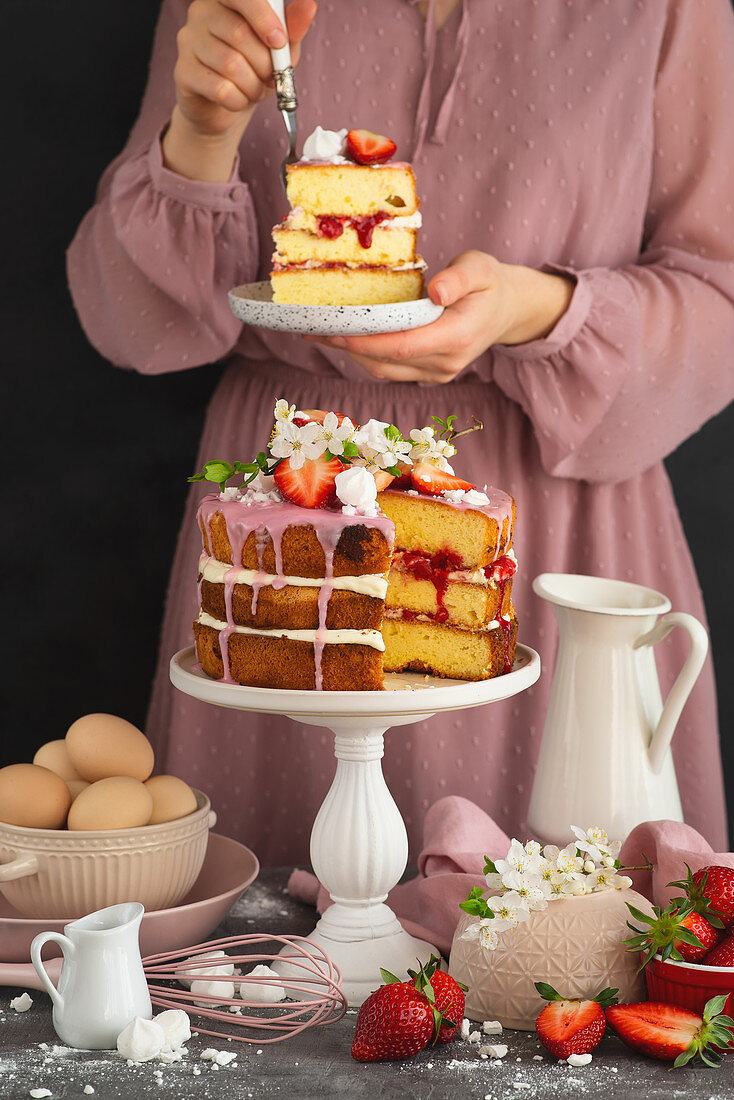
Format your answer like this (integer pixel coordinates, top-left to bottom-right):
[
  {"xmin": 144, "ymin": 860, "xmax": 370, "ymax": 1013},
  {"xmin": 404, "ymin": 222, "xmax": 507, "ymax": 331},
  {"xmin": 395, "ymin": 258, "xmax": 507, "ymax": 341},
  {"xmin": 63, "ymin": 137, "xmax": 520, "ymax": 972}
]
[{"xmin": 266, "ymin": 0, "xmax": 299, "ymax": 191}]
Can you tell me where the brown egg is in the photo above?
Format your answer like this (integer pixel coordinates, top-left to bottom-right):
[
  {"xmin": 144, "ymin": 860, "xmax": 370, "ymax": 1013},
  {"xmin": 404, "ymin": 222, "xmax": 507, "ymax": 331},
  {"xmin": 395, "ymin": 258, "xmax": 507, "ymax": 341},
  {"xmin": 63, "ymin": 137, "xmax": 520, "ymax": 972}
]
[
  {"xmin": 66, "ymin": 779, "xmax": 90, "ymax": 801},
  {"xmin": 67, "ymin": 777, "xmax": 153, "ymax": 831},
  {"xmin": 33, "ymin": 739, "xmax": 83, "ymax": 782},
  {"xmin": 0, "ymin": 764, "xmax": 72, "ymax": 829},
  {"xmin": 144, "ymin": 776, "xmax": 199, "ymax": 824},
  {"xmin": 65, "ymin": 714, "xmax": 154, "ymax": 783}
]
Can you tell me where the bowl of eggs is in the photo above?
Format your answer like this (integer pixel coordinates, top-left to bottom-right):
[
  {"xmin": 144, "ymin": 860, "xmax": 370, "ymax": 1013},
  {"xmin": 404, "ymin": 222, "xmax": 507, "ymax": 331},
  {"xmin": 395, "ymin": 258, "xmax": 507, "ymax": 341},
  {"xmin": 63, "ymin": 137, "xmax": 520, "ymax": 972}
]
[{"xmin": 0, "ymin": 714, "xmax": 216, "ymax": 919}]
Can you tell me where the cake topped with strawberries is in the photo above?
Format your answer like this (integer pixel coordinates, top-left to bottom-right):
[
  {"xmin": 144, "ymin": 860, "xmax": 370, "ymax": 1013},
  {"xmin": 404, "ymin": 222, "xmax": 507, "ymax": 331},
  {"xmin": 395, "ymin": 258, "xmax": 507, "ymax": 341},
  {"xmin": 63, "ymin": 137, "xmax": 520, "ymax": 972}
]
[
  {"xmin": 270, "ymin": 126, "xmax": 425, "ymax": 306},
  {"xmin": 190, "ymin": 400, "xmax": 518, "ymax": 691}
]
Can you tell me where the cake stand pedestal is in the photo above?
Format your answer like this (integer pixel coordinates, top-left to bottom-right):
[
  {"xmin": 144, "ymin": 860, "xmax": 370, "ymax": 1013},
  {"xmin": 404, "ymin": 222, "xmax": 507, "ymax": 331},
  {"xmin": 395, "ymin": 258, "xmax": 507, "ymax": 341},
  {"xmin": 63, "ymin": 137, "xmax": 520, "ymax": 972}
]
[{"xmin": 170, "ymin": 645, "xmax": 541, "ymax": 1004}]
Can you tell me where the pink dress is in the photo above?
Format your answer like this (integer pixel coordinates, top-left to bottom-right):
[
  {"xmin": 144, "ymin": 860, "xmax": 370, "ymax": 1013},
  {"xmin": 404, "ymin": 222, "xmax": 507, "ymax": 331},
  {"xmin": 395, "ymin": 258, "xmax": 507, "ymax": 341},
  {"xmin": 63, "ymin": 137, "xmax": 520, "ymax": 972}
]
[{"xmin": 67, "ymin": 0, "xmax": 734, "ymax": 863}]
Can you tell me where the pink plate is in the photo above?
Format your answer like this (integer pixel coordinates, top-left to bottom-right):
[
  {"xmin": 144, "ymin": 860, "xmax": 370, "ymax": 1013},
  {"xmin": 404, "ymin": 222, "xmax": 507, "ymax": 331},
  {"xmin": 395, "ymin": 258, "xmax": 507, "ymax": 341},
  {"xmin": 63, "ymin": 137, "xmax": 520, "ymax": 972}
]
[{"xmin": 0, "ymin": 833, "xmax": 258, "ymax": 972}]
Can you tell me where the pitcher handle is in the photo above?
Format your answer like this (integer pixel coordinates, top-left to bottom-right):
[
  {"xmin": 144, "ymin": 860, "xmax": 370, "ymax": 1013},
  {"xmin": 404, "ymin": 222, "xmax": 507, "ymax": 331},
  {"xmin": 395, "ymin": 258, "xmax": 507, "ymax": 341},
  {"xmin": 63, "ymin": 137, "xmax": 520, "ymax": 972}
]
[
  {"xmin": 634, "ymin": 612, "xmax": 709, "ymax": 775},
  {"xmin": 30, "ymin": 931, "xmax": 74, "ymax": 1013}
]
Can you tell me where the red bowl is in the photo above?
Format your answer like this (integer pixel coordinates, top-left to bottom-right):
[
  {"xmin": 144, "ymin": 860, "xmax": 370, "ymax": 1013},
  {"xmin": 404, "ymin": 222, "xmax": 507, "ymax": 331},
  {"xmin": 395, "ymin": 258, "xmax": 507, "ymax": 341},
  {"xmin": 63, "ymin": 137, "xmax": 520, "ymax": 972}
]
[{"xmin": 645, "ymin": 953, "xmax": 734, "ymax": 1030}]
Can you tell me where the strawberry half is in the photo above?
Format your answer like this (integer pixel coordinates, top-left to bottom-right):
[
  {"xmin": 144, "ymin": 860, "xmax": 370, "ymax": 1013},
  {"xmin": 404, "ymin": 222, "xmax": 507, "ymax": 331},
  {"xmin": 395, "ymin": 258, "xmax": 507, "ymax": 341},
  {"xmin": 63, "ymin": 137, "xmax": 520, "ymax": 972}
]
[
  {"xmin": 703, "ymin": 932, "xmax": 734, "ymax": 967},
  {"xmin": 273, "ymin": 454, "xmax": 345, "ymax": 509},
  {"xmin": 293, "ymin": 408, "xmax": 354, "ymax": 428},
  {"xmin": 534, "ymin": 982, "xmax": 617, "ymax": 1060},
  {"xmin": 407, "ymin": 955, "xmax": 467, "ymax": 1044},
  {"xmin": 351, "ymin": 965, "xmax": 444, "ymax": 1062},
  {"xmin": 606, "ymin": 997, "xmax": 734, "ymax": 1067},
  {"xmin": 625, "ymin": 899, "xmax": 723, "ymax": 968},
  {"xmin": 670, "ymin": 865, "xmax": 734, "ymax": 930},
  {"xmin": 410, "ymin": 461, "xmax": 475, "ymax": 496},
  {"xmin": 346, "ymin": 128, "xmax": 397, "ymax": 166}
]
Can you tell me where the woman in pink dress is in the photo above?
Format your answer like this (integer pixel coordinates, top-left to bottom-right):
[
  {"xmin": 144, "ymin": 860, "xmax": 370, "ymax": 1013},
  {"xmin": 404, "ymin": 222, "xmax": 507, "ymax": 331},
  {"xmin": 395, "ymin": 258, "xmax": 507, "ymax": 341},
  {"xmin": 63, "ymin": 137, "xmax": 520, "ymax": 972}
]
[{"xmin": 68, "ymin": 0, "xmax": 734, "ymax": 863}]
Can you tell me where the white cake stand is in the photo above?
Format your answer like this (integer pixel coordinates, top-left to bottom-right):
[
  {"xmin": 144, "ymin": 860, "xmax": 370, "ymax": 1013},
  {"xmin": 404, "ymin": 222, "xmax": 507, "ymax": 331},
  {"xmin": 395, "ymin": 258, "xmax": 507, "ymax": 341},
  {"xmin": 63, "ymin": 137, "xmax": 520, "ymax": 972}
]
[{"xmin": 170, "ymin": 645, "xmax": 541, "ymax": 1004}]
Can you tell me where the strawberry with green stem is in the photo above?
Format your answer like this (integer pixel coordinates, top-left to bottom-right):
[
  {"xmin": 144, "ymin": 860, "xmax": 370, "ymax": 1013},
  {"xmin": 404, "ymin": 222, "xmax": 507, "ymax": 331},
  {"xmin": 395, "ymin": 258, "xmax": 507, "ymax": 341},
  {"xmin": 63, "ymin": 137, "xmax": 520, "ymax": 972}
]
[
  {"xmin": 625, "ymin": 899, "xmax": 723, "ymax": 968},
  {"xmin": 534, "ymin": 983, "xmax": 618, "ymax": 1059},
  {"xmin": 351, "ymin": 964, "xmax": 447, "ymax": 1062},
  {"xmin": 606, "ymin": 996, "xmax": 734, "ymax": 1067},
  {"xmin": 406, "ymin": 955, "xmax": 467, "ymax": 1043},
  {"xmin": 669, "ymin": 864, "xmax": 734, "ymax": 930}
]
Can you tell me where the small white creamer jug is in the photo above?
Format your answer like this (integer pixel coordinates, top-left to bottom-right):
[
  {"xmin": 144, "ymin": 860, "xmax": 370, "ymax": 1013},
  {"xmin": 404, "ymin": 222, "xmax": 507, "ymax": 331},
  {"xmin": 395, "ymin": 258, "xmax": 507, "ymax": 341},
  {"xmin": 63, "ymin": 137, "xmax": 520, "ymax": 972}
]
[
  {"xmin": 529, "ymin": 573, "xmax": 708, "ymax": 845},
  {"xmin": 31, "ymin": 901, "xmax": 152, "ymax": 1049}
]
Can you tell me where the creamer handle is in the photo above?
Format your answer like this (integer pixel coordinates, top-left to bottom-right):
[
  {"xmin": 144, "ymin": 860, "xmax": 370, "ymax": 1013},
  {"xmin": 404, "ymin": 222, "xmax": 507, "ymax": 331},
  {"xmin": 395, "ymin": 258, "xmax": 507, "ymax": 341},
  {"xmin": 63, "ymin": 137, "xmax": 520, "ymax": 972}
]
[
  {"xmin": 634, "ymin": 612, "xmax": 708, "ymax": 775},
  {"xmin": 30, "ymin": 931, "xmax": 74, "ymax": 1012}
]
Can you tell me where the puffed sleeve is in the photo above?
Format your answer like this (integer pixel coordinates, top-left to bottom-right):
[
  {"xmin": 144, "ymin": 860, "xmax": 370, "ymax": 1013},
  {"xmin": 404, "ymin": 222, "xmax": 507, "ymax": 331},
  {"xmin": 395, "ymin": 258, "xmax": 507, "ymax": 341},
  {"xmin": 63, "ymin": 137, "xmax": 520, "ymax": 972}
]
[
  {"xmin": 491, "ymin": 0, "xmax": 734, "ymax": 484},
  {"xmin": 66, "ymin": 0, "xmax": 258, "ymax": 375}
]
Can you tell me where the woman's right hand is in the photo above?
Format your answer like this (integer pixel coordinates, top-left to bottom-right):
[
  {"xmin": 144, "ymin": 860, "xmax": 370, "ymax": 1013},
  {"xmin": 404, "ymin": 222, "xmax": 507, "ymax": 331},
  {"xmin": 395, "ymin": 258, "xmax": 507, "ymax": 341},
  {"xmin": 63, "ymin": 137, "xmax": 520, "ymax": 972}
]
[{"xmin": 163, "ymin": 0, "xmax": 317, "ymax": 181}]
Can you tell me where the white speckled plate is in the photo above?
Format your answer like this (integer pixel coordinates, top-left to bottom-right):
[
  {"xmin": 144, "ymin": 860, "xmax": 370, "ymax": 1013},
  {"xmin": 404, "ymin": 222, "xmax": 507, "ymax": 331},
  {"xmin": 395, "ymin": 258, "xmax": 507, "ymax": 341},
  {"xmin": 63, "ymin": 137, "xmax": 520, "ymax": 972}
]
[{"xmin": 228, "ymin": 281, "xmax": 444, "ymax": 336}]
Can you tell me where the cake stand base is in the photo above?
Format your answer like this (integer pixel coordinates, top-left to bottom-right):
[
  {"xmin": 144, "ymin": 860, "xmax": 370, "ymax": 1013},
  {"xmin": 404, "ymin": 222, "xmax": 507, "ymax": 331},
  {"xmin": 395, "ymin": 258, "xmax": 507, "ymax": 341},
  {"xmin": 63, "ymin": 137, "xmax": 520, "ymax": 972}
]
[
  {"xmin": 273, "ymin": 927, "xmax": 439, "ymax": 1006},
  {"xmin": 170, "ymin": 645, "xmax": 540, "ymax": 1006}
]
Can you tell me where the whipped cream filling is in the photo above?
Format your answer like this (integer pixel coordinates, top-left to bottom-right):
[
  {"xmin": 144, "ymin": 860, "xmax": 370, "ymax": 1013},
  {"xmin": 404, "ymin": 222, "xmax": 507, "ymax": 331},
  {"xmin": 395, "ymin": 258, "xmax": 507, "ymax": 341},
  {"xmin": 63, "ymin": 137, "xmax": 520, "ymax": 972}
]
[
  {"xmin": 199, "ymin": 555, "xmax": 387, "ymax": 599},
  {"xmin": 198, "ymin": 612, "xmax": 386, "ymax": 651},
  {"xmin": 384, "ymin": 610, "xmax": 503, "ymax": 632},
  {"xmin": 278, "ymin": 208, "xmax": 423, "ymax": 233},
  {"xmin": 272, "ymin": 257, "xmax": 427, "ymax": 271}
]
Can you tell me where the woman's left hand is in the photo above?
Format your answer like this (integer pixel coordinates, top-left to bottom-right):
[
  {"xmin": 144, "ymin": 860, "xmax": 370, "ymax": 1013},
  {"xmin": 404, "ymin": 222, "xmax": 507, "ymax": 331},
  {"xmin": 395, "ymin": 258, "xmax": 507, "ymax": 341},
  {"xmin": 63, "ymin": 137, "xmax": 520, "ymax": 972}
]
[{"xmin": 303, "ymin": 251, "xmax": 574, "ymax": 384}]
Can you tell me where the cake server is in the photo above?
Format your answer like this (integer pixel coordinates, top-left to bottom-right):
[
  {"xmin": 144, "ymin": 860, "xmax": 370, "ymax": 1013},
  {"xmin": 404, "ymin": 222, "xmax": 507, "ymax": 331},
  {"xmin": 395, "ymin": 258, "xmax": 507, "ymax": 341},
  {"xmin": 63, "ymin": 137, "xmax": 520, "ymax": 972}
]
[{"xmin": 265, "ymin": 0, "xmax": 298, "ymax": 191}]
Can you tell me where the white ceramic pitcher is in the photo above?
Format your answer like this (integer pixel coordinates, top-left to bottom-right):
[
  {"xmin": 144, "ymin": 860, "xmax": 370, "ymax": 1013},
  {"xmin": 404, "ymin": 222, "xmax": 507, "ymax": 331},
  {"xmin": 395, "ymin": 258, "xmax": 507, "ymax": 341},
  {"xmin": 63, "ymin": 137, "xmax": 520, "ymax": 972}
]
[
  {"xmin": 30, "ymin": 901, "xmax": 152, "ymax": 1049},
  {"xmin": 528, "ymin": 573, "xmax": 708, "ymax": 845}
]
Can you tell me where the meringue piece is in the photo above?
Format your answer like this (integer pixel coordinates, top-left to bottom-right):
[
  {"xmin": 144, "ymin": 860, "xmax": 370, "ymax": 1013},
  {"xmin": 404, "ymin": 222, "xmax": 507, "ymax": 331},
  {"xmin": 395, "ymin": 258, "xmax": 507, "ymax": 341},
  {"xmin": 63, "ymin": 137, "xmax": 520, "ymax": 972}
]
[
  {"xmin": 30, "ymin": 1091, "xmax": 52, "ymax": 1099},
  {"xmin": 191, "ymin": 978, "xmax": 236, "ymax": 1005},
  {"xmin": 154, "ymin": 1008, "xmax": 191, "ymax": 1052},
  {"xmin": 482, "ymin": 1019, "xmax": 503, "ymax": 1034},
  {"xmin": 335, "ymin": 465, "xmax": 378, "ymax": 512},
  {"xmin": 201, "ymin": 1048, "xmax": 238, "ymax": 1066},
  {"xmin": 567, "ymin": 1052, "xmax": 592, "ymax": 1066},
  {"xmin": 460, "ymin": 1018, "xmax": 472, "ymax": 1040},
  {"xmin": 483, "ymin": 1043, "xmax": 508, "ymax": 1059},
  {"xmin": 177, "ymin": 950, "xmax": 235, "ymax": 989},
  {"xmin": 11, "ymin": 992, "xmax": 33, "ymax": 1012},
  {"xmin": 238, "ymin": 964, "xmax": 287, "ymax": 1004},
  {"xmin": 116, "ymin": 1016, "xmax": 165, "ymax": 1063},
  {"xmin": 301, "ymin": 126, "xmax": 349, "ymax": 163}
]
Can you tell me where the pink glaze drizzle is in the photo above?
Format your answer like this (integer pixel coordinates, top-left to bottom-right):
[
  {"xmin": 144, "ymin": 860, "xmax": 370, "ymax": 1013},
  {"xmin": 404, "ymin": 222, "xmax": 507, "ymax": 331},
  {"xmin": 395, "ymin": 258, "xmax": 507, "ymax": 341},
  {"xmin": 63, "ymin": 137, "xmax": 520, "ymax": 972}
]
[{"xmin": 197, "ymin": 494, "xmax": 394, "ymax": 689}]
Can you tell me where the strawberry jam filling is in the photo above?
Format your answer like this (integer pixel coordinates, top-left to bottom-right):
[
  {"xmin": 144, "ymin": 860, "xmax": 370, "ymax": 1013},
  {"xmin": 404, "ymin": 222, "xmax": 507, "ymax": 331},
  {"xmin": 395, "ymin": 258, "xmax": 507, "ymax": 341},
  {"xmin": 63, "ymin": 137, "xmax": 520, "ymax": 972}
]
[{"xmin": 316, "ymin": 212, "xmax": 391, "ymax": 248}]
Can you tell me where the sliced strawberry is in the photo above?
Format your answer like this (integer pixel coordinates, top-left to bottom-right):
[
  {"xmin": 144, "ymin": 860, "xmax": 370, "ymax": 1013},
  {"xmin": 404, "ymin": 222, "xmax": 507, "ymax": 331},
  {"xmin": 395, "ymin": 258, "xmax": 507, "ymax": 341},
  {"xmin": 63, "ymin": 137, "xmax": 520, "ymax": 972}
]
[
  {"xmin": 410, "ymin": 461, "xmax": 475, "ymax": 497},
  {"xmin": 371, "ymin": 469, "xmax": 395, "ymax": 492},
  {"xmin": 534, "ymin": 983, "xmax": 617, "ymax": 1060},
  {"xmin": 606, "ymin": 998, "xmax": 734, "ymax": 1066},
  {"xmin": 293, "ymin": 408, "xmax": 354, "ymax": 428},
  {"xmin": 703, "ymin": 933, "xmax": 734, "ymax": 966},
  {"xmin": 346, "ymin": 128, "xmax": 397, "ymax": 166},
  {"xmin": 273, "ymin": 454, "xmax": 345, "ymax": 509}
]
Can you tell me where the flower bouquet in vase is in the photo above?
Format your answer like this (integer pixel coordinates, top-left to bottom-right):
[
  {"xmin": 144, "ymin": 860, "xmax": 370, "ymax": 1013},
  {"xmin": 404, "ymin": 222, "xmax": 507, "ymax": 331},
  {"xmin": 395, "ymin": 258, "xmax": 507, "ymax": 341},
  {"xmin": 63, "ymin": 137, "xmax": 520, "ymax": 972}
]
[{"xmin": 448, "ymin": 826, "xmax": 654, "ymax": 1029}]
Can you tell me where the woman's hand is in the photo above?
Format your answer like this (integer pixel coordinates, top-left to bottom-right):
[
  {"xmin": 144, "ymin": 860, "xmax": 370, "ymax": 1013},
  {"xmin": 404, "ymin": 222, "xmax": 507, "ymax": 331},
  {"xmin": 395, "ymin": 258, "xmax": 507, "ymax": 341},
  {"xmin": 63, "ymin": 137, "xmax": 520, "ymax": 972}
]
[
  {"xmin": 163, "ymin": 0, "xmax": 317, "ymax": 181},
  {"xmin": 305, "ymin": 251, "xmax": 574, "ymax": 384}
]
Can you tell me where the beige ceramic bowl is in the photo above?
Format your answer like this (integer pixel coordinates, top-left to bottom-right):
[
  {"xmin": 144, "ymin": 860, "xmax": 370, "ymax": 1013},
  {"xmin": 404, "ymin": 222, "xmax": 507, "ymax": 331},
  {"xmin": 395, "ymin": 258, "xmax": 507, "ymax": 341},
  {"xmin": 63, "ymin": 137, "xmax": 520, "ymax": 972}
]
[{"xmin": 0, "ymin": 790, "xmax": 215, "ymax": 919}]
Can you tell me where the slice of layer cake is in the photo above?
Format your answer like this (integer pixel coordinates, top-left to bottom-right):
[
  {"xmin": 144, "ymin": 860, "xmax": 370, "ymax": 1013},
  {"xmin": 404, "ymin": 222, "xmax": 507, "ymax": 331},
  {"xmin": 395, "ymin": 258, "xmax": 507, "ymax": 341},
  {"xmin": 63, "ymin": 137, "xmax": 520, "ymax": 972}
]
[
  {"xmin": 271, "ymin": 127, "xmax": 425, "ymax": 306},
  {"xmin": 378, "ymin": 473, "xmax": 518, "ymax": 680}
]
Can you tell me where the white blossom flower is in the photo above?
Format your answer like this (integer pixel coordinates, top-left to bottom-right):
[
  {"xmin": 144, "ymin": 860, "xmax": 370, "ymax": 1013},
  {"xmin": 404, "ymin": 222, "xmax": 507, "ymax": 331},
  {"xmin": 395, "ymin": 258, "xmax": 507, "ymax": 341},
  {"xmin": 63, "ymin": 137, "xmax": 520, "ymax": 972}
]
[
  {"xmin": 408, "ymin": 426, "xmax": 456, "ymax": 468},
  {"xmin": 555, "ymin": 844, "xmax": 585, "ymax": 876},
  {"xmin": 274, "ymin": 398, "xmax": 296, "ymax": 423},
  {"xmin": 570, "ymin": 825, "xmax": 613, "ymax": 863},
  {"xmin": 313, "ymin": 413, "xmax": 356, "ymax": 457},
  {"xmin": 270, "ymin": 420, "xmax": 323, "ymax": 469},
  {"xmin": 495, "ymin": 839, "xmax": 530, "ymax": 878},
  {"xmin": 479, "ymin": 926, "xmax": 500, "ymax": 951},
  {"xmin": 353, "ymin": 419, "xmax": 412, "ymax": 470}
]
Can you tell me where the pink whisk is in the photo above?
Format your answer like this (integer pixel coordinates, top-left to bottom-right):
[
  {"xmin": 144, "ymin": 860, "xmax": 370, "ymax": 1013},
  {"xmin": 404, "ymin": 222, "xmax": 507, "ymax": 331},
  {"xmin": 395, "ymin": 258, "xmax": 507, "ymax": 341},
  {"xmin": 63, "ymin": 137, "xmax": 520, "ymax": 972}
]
[{"xmin": 143, "ymin": 933, "xmax": 346, "ymax": 1044}]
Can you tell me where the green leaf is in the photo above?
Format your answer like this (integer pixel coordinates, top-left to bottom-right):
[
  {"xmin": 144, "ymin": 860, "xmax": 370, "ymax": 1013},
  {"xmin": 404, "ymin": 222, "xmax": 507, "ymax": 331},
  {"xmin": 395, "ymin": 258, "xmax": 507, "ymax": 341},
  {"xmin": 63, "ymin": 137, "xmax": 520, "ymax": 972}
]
[
  {"xmin": 384, "ymin": 424, "xmax": 403, "ymax": 442},
  {"xmin": 341, "ymin": 439, "xmax": 359, "ymax": 457},
  {"xmin": 594, "ymin": 987, "xmax": 619, "ymax": 1008},
  {"xmin": 379, "ymin": 968, "xmax": 402, "ymax": 985},
  {"xmin": 703, "ymin": 994, "xmax": 729, "ymax": 1020},
  {"xmin": 534, "ymin": 982, "xmax": 563, "ymax": 1002},
  {"xmin": 484, "ymin": 857, "xmax": 499, "ymax": 875},
  {"xmin": 187, "ymin": 472, "xmax": 205, "ymax": 483}
]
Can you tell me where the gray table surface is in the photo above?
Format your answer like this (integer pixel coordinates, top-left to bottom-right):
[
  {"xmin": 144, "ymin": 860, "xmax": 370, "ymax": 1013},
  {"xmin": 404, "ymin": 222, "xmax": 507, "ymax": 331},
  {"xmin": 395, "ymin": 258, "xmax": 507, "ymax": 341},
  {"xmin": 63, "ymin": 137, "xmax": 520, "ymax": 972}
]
[{"xmin": 1, "ymin": 868, "xmax": 732, "ymax": 1100}]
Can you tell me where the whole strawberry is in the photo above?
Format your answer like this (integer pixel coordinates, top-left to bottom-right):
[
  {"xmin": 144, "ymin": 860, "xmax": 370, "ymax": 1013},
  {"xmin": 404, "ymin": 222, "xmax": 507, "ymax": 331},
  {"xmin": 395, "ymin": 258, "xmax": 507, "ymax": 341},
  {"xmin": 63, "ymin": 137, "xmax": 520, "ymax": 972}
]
[
  {"xmin": 624, "ymin": 900, "xmax": 721, "ymax": 967},
  {"xmin": 670, "ymin": 865, "xmax": 734, "ymax": 930},
  {"xmin": 703, "ymin": 932, "xmax": 734, "ymax": 967},
  {"xmin": 606, "ymin": 996, "xmax": 734, "ymax": 1066},
  {"xmin": 351, "ymin": 966, "xmax": 443, "ymax": 1062},
  {"xmin": 534, "ymin": 983, "xmax": 618, "ymax": 1059},
  {"xmin": 408, "ymin": 955, "xmax": 467, "ymax": 1043}
]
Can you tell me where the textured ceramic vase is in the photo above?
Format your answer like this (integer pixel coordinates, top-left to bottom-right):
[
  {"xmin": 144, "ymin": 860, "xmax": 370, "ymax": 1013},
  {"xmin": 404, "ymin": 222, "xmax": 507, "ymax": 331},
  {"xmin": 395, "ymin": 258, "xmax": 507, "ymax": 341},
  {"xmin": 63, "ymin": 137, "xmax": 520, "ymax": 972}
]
[{"xmin": 448, "ymin": 888, "xmax": 653, "ymax": 1029}]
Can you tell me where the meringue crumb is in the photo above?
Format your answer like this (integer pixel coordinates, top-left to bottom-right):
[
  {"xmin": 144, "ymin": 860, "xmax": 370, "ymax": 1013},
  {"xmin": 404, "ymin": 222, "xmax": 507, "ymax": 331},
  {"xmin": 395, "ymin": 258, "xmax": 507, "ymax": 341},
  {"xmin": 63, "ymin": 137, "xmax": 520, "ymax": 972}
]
[
  {"xmin": 482, "ymin": 1019, "xmax": 503, "ymax": 1034},
  {"xmin": 483, "ymin": 1043, "xmax": 508, "ymax": 1058},
  {"xmin": 567, "ymin": 1053, "xmax": 592, "ymax": 1067},
  {"xmin": 11, "ymin": 993, "xmax": 33, "ymax": 1012}
]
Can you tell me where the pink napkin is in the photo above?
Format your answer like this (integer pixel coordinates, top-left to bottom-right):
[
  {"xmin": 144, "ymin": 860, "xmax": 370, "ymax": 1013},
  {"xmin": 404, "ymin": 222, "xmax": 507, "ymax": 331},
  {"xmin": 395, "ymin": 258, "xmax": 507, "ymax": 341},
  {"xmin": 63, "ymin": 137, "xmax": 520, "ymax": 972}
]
[
  {"xmin": 619, "ymin": 819, "xmax": 734, "ymax": 908},
  {"xmin": 288, "ymin": 801, "xmax": 734, "ymax": 957}
]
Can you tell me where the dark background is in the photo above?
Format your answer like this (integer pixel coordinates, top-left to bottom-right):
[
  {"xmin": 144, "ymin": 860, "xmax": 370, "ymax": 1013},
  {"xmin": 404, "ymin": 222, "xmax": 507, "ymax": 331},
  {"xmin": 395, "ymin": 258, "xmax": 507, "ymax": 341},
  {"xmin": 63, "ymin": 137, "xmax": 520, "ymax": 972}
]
[{"xmin": 3, "ymin": 3, "xmax": 733, "ymax": 835}]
